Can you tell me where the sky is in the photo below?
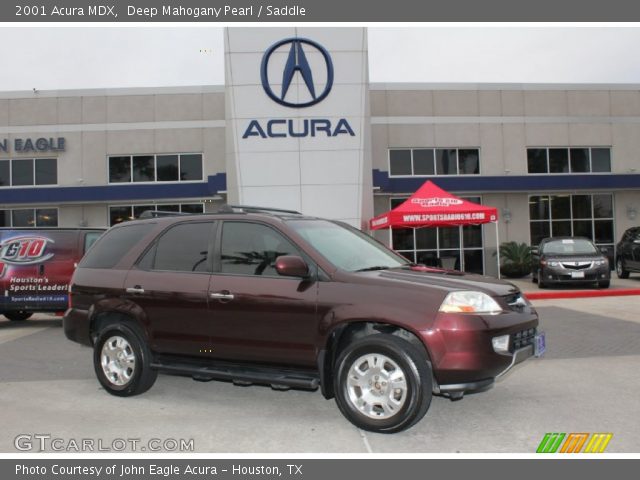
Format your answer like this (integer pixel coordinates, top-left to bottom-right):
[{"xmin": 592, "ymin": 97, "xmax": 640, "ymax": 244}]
[{"xmin": 1, "ymin": 26, "xmax": 640, "ymax": 91}]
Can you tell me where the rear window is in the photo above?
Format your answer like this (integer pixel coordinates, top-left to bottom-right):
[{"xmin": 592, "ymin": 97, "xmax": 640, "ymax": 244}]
[{"xmin": 79, "ymin": 224, "xmax": 154, "ymax": 269}]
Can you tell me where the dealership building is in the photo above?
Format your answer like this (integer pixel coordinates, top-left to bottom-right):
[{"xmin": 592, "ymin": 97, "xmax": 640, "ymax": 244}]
[{"xmin": 1, "ymin": 27, "xmax": 639, "ymax": 276}]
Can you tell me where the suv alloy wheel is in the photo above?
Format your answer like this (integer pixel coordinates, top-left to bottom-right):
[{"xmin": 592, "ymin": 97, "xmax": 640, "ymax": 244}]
[
  {"xmin": 93, "ymin": 322, "xmax": 157, "ymax": 397},
  {"xmin": 333, "ymin": 334, "xmax": 432, "ymax": 433}
]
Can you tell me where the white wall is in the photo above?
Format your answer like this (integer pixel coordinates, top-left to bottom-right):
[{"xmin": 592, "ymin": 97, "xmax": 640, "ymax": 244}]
[{"xmin": 224, "ymin": 27, "xmax": 373, "ymax": 228}]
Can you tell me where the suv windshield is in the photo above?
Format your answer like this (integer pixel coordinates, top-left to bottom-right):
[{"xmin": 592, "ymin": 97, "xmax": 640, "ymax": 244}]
[
  {"xmin": 287, "ymin": 219, "xmax": 410, "ymax": 272},
  {"xmin": 542, "ymin": 238, "xmax": 598, "ymax": 255}
]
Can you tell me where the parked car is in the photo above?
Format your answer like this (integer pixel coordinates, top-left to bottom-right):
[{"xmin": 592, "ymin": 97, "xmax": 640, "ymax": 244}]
[
  {"xmin": 63, "ymin": 206, "xmax": 544, "ymax": 433},
  {"xmin": 531, "ymin": 237, "xmax": 610, "ymax": 289},
  {"xmin": 615, "ymin": 227, "xmax": 640, "ymax": 279},
  {"xmin": 0, "ymin": 228, "xmax": 104, "ymax": 321}
]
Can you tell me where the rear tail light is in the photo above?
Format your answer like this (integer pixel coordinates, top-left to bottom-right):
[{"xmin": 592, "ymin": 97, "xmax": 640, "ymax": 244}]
[{"xmin": 68, "ymin": 285, "xmax": 73, "ymax": 310}]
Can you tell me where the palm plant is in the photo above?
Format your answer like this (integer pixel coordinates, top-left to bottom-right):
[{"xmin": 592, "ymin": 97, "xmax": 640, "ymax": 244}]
[{"xmin": 496, "ymin": 241, "xmax": 532, "ymax": 278}]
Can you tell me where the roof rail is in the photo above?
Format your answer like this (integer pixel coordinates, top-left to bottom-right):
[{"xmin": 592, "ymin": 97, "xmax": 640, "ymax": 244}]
[
  {"xmin": 217, "ymin": 204, "xmax": 302, "ymax": 215},
  {"xmin": 138, "ymin": 210, "xmax": 191, "ymax": 219}
]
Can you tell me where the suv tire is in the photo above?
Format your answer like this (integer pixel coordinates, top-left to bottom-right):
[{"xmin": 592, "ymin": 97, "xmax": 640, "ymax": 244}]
[
  {"xmin": 93, "ymin": 322, "xmax": 157, "ymax": 397},
  {"xmin": 616, "ymin": 258, "xmax": 630, "ymax": 279},
  {"xmin": 333, "ymin": 334, "xmax": 432, "ymax": 433},
  {"xmin": 3, "ymin": 311, "xmax": 33, "ymax": 321}
]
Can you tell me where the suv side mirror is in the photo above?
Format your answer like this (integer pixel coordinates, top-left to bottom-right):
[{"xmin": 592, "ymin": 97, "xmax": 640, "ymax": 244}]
[
  {"xmin": 600, "ymin": 246, "xmax": 609, "ymax": 253},
  {"xmin": 531, "ymin": 247, "xmax": 539, "ymax": 255},
  {"xmin": 275, "ymin": 255, "xmax": 309, "ymax": 278}
]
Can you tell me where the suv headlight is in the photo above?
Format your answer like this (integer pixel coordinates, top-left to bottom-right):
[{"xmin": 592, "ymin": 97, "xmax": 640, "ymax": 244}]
[
  {"xmin": 438, "ymin": 291, "xmax": 503, "ymax": 315},
  {"xmin": 594, "ymin": 259, "xmax": 608, "ymax": 266}
]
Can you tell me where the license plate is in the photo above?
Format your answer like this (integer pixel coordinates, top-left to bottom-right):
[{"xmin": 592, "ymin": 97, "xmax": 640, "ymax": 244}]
[
  {"xmin": 534, "ymin": 332, "xmax": 546, "ymax": 357},
  {"xmin": 571, "ymin": 271, "xmax": 585, "ymax": 279}
]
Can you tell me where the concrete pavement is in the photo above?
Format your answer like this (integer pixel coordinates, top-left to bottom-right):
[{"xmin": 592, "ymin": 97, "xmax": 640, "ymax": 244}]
[{"xmin": 1, "ymin": 298, "xmax": 639, "ymax": 453}]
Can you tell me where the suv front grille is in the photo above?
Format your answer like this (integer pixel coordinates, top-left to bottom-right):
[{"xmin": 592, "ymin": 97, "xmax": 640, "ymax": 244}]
[{"xmin": 510, "ymin": 328, "xmax": 536, "ymax": 352}]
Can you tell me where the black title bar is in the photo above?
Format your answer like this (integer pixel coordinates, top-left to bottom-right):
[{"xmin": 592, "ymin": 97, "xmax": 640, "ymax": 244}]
[
  {"xmin": 3, "ymin": 459, "xmax": 640, "ymax": 480},
  {"xmin": 4, "ymin": 0, "xmax": 640, "ymax": 22}
]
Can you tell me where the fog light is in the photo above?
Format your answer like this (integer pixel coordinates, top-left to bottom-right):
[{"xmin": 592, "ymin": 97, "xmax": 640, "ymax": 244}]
[{"xmin": 492, "ymin": 335, "xmax": 510, "ymax": 354}]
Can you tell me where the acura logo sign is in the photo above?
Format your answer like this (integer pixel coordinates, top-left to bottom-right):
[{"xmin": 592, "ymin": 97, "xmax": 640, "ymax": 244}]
[
  {"xmin": 260, "ymin": 38, "xmax": 334, "ymax": 108},
  {"xmin": 244, "ymin": 37, "xmax": 354, "ymax": 139}
]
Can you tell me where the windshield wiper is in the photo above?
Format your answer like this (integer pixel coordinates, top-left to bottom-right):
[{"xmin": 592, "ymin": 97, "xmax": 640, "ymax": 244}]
[{"xmin": 355, "ymin": 266, "xmax": 392, "ymax": 272}]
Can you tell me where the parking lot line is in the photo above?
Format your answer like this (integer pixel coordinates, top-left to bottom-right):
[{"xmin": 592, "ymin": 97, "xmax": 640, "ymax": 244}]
[{"xmin": 359, "ymin": 430, "xmax": 374, "ymax": 453}]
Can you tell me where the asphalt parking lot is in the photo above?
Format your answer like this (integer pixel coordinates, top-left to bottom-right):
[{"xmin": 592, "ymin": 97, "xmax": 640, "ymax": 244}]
[{"xmin": 1, "ymin": 296, "xmax": 639, "ymax": 453}]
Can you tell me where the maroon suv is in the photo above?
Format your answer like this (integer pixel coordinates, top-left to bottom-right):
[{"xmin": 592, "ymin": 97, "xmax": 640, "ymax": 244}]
[{"xmin": 64, "ymin": 206, "xmax": 544, "ymax": 433}]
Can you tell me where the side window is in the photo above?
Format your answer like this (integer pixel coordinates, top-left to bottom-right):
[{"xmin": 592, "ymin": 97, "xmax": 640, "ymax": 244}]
[
  {"xmin": 83, "ymin": 232, "xmax": 103, "ymax": 254},
  {"xmin": 220, "ymin": 222, "xmax": 300, "ymax": 276},
  {"xmin": 80, "ymin": 223, "xmax": 154, "ymax": 269},
  {"xmin": 153, "ymin": 222, "xmax": 213, "ymax": 272}
]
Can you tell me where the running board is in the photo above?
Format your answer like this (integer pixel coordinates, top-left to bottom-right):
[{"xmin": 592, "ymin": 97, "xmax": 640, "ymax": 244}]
[{"xmin": 151, "ymin": 356, "xmax": 320, "ymax": 391}]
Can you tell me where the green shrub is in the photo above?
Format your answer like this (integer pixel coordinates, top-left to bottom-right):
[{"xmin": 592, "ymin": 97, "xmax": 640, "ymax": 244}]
[{"xmin": 496, "ymin": 241, "xmax": 532, "ymax": 278}]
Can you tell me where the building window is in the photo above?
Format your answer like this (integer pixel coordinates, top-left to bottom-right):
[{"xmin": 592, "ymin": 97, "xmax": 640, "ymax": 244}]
[
  {"xmin": 109, "ymin": 203, "xmax": 205, "ymax": 226},
  {"xmin": 389, "ymin": 148, "xmax": 480, "ymax": 177},
  {"xmin": 12, "ymin": 159, "xmax": 33, "ymax": 186},
  {"xmin": 109, "ymin": 156, "xmax": 131, "ymax": 183},
  {"xmin": 108, "ymin": 153, "xmax": 203, "ymax": 183},
  {"xmin": 527, "ymin": 148, "xmax": 611, "ymax": 174},
  {"xmin": 133, "ymin": 155, "xmax": 154, "ymax": 182},
  {"xmin": 389, "ymin": 197, "xmax": 484, "ymax": 274},
  {"xmin": 0, "ymin": 158, "xmax": 57, "ymax": 187},
  {"xmin": 35, "ymin": 158, "xmax": 57, "ymax": 185},
  {"xmin": 0, "ymin": 207, "xmax": 59, "ymax": 227},
  {"xmin": 156, "ymin": 155, "xmax": 179, "ymax": 181},
  {"xmin": 529, "ymin": 194, "xmax": 614, "ymax": 254}
]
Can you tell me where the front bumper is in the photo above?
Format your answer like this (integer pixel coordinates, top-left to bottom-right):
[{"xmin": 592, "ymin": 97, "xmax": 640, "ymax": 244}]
[
  {"xmin": 540, "ymin": 265, "xmax": 610, "ymax": 284},
  {"xmin": 435, "ymin": 342, "xmax": 539, "ymax": 395},
  {"xmin": 423, "ymin": 308, "xmax": 540, "ymax": 387},
  {"xmin": 496, "ymin": 343, "xmax": 536, "ymax": 378}
]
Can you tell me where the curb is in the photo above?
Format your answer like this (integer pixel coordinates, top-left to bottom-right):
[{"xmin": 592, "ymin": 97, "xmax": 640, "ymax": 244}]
[{"xmin": 524, "ymin": 288, "xmax": 640, "ymax": 300}]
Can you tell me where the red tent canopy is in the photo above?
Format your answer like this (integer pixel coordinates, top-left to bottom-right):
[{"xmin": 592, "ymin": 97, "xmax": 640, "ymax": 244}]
[{"xmin": 370, "ymin": 180, "xmax": 498, "ymax": 230}]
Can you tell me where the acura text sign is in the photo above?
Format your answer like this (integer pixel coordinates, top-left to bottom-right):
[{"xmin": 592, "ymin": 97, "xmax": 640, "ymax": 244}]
[{"xmin": 242, "ymin": 37, "xmax": 355, "ymax": 139}]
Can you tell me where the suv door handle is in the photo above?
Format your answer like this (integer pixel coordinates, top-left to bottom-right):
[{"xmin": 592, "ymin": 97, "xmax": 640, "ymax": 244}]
[
  {"xmin": 210, "ymin": 291, "xmax": 234, "ymax": 302},
  {"xmin": 126, "ymin": 286, "xmax": 145, "ymax": 294}
]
